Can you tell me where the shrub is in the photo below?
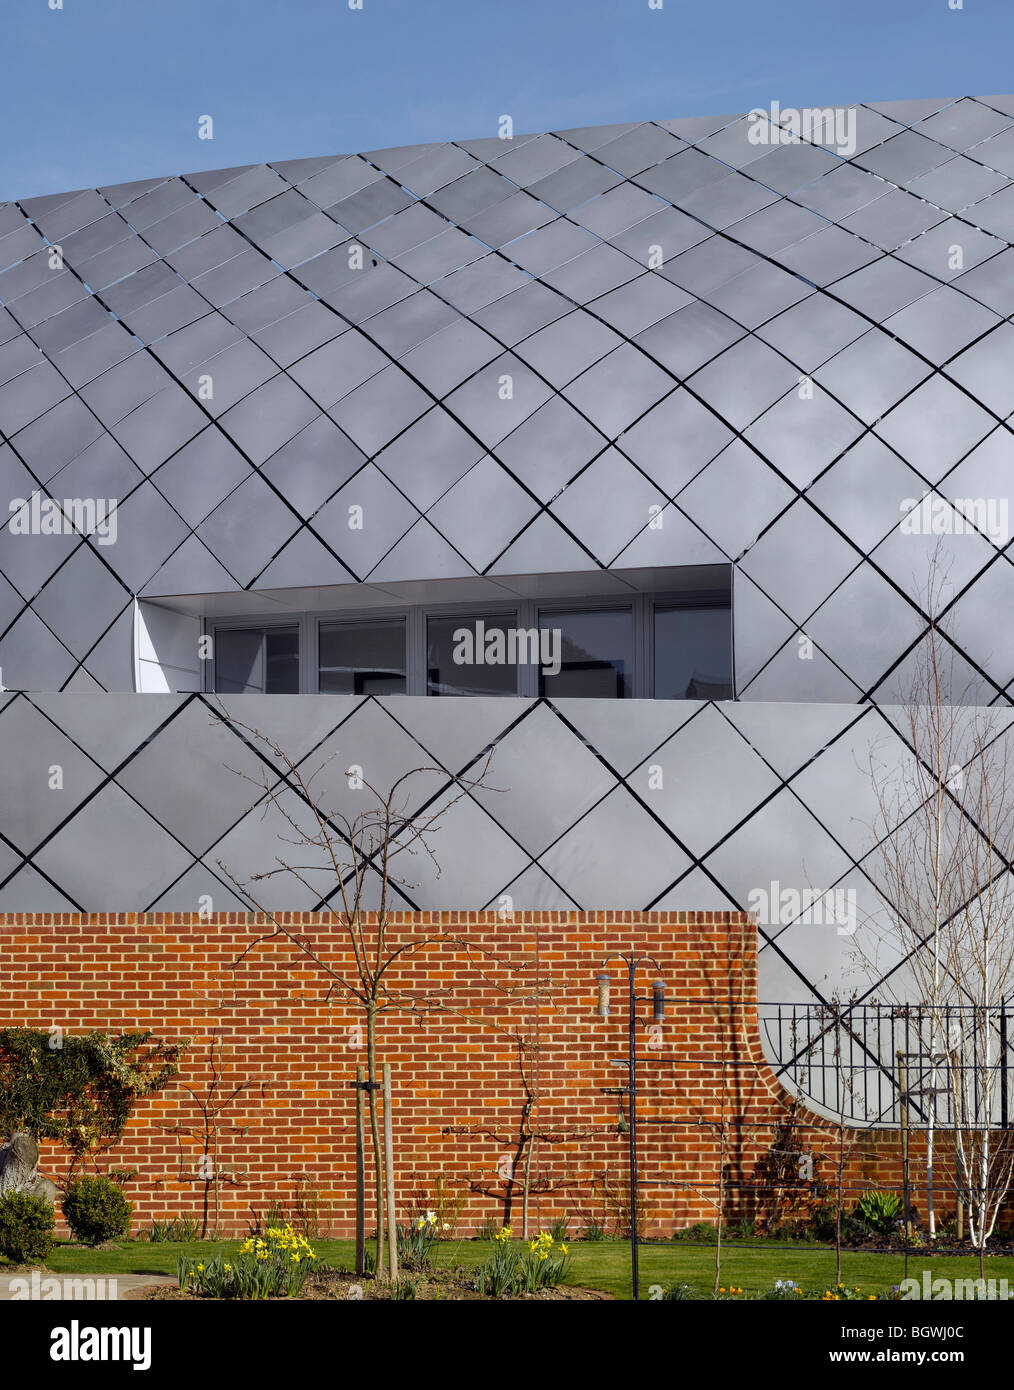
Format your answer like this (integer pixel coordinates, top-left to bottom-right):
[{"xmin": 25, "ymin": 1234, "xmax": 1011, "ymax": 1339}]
[
  {"xmin": 810, "ymin": 1202, "xmax": 864, "ymax": 1243},
  {"xmin": 773, "ymin": 1218, "xmax": 816, "ymax": 1243},
  {"xmin": 671, "ymin": 1221, "xmax": 718, "ymax": 1243},
  {"xmin": 177, "ymin": 1224, "xmax": 316, "ymax": 1299},
  {"xmin": 62, "ymin": 1175, "xmax": 133, "ymax": 1246},
  {"xmin": 0, "ymin": 1191, "xmax": 55, "ymax": 1264},
  {"xmin": 579, "ymin": 1217, "xmax": 607, "ymax": 1242},
  {"xmin": 855, "ymin": 1191, "xmax": 902, "ymax": 1236}
]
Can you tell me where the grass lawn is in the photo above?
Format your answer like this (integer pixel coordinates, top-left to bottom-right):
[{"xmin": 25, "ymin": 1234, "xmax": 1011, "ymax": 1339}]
[{"xmin": 31, "ymin": 1236, "xmax": 1014, "ymax": 1300}]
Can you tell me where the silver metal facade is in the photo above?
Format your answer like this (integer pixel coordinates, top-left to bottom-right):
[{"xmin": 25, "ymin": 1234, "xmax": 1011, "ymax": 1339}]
[{"xmin": 3, "ymin": 98, "xmax": 1014, "ymax": 1027}]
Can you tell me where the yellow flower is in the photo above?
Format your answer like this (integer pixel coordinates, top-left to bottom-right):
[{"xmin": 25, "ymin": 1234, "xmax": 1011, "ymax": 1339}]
[
  {"xmin": 561, "ymin": 1244, "xmax": 569, "ymax": 1254},
  {"xmin": 196, "ymin": 1263, "xmax": 204, "ymax": 1272}
]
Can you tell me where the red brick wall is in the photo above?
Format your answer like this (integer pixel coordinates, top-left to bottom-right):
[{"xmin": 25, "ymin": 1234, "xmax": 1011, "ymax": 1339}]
[{"xmin": 0, "ymin": 911, "xmax": 941, "ymax": 1238}]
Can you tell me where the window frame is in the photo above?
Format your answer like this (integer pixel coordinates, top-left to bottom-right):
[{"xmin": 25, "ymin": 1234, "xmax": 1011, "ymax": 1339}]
[
  {"xmin": 650, "ymin": 594, "xmax": 735, "ymax": 702},
  {"xmin": 424, "ymin": 601, "xmax": 523, "ymax": 698},
  {"xmin": 208, "ymin": 616, "xmax": 308, "ymax": 695},
  {"xmin": 203, "ymin": 581, "xmax": 734, "ymax": 700},
  {"xmin": 317, "ymin": 610, "xmax": 412, "ymax": 697}
]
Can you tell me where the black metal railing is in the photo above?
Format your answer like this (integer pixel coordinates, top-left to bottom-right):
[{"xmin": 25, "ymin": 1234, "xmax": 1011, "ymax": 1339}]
[{"xmin": 761, "ymin": 1000, "xmax": 1014, "ymax": 1129}]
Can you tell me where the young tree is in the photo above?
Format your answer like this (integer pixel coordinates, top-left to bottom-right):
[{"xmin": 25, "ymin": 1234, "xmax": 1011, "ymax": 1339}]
[
  {"xmin": 860, "ymin": 559, "xmax": 1014, "ymax": 1262},
  {"xmin": 214, "ymin": 705, "xmax": 499, "ymax": 1280},
  {"xmin": 161, "ymin": 1027, "xmax": 263, "ymax": 1238}
]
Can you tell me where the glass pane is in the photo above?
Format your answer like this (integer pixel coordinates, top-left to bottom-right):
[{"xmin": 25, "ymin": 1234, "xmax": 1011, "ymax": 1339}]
[
  {"xmin": 654, "ymin": 605, "xmax": 733, "ymax": 699},
  {"xmin": 215, "ymin": 628, "xmax": 263, "ymax": 693},
  {"xmin": 539, "ymin": 608, "xmax": 632, "ymax": 698},
  {"xmin": 426, "ymin": 612, "xmax": 520, "ymax": 695},
  {"xmin": 264, "ymin": 627, "xmax": 300, "ymax": 693},
  {"xmin": 318, "ymin": 619, "xmax": 406, "ymax": 695},
  {"xmin": 215, "ymin": 626, "xmax": 299, "ymax": 693}
]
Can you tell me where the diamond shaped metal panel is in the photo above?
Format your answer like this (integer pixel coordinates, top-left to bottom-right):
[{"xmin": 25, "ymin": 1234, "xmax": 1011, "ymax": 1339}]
[
  {"xmin": 495, "ymin": 397, "xmax": 607, "ymax": 503},
  {"xmin": 309, "ymin": 464, "xmax": 418, "ymax": 578},
  {"xmin": 550, "ymin": 449, "xmax": 666, "ymax": 564},
  {"xmin": 563, "ymin": 344, "xmax": 672, "ymax": 439},
  {"xmin": 374, "ymin": 407, "xmax": 482, "ymax": 512},
  {"xmin": 540, "ymin": 785, "xmax": 689, "ymax": 905},
  {"xmin": 0, "ymin": 697, "xmax": 106, "ymax": 853},
  {"xmin": 426, "ymin": 457, "xmax": 538, "ymax": 571},
  {"xmin": 873, "ymin": 375, "xmax": 995, "ymax": 481},
  {"xmin": 196, "ymin": 473, "xmax": 301, "ymax": 588},
  {"xmin": 677, "ymin": 441, "xmax": 793, "ymax": 557},
  {"xmin": 813, "ymin": 329, "xmax": 932, "ymax": 425},
  {"xmin": 702, "ymin": 785, "xmax": 854, "ymax": 915},
  {"xmin": 740, "ymin": 502, "xmax": 863, "ymax": 626},
  {"xmin": 31, "ymin": 547, "xmax": 130, "ymax": 661},
  {"xmin": 630, "ymin": 704, "xmax": 781, "ymax": 857},
  {"xmin": 806, "ymin": 565, "xmax": 926, "ymax": 691},
  {"xmin": 114, "ymin": 699, "xmax": 274, "ymax": 856},
  {"xmin": 469, "ymin": 703, "xmax": 615, "ymax": 856},
  {"xmin": 744, "ymin": 385, "xmax": 865, "ymax": 490}
]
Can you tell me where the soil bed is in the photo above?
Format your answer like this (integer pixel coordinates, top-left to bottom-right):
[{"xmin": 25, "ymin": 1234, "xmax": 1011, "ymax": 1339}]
[{"xmin": 144, "ymin": 1264, "xmax": 612, "ymax": 1301}]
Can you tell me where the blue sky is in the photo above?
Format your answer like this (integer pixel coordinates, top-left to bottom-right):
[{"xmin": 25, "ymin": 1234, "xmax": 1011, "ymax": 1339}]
[{"xmin": 2, "ymin": 0, "xmax": 1013, "ymax": 201}]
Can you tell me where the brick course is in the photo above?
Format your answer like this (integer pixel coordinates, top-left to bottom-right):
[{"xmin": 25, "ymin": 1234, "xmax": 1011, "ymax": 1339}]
[{"xmin": 0, "ymin": 911, "xmax": 942, "ymax": 1237}]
